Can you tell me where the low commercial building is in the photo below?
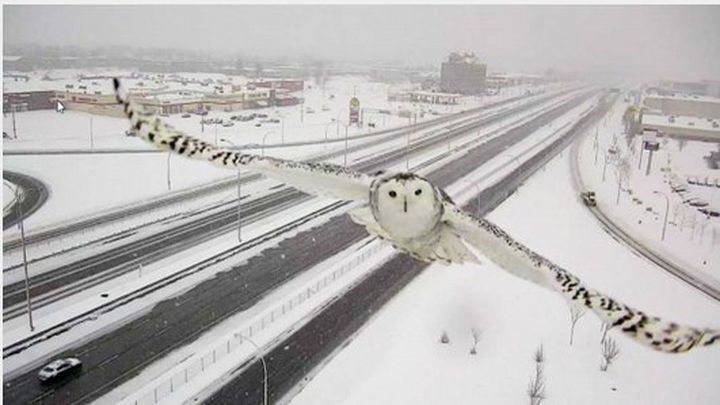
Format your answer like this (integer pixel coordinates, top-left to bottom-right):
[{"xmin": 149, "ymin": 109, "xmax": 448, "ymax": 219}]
[
  {"xmin": 643, "ymin": 94, "xmax": 720, "ymax": 119},
  {"xmin": 409, "ymin": 91, "xmax": 460, "ymax": 104},
  {"xmin": 641, "ymin": 113, "xmax": 720, "ymax": 141},
  {"xmin": 3, "ymin": 90, "xmax": 55, "ymax": 113},
  {"xmin": 245, "ymin": 79, "xmax": 304, "ymax": 93}
]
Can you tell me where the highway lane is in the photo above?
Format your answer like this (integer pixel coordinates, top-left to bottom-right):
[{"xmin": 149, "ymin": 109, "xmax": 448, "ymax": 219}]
[
  {"xmin": 2, "ymin": 90, "xmax": 598, "ymax": 404},
  {"xmin": 208, "ymin": 92, "xmax": 617, "ymax": 405},
  {"xmin": 2, "ymin": 90, "xmax": 537, "ymax": 253},
  {"xmin": 2, "ymin": 171, "xmax": 49, "ymax": 231},
  {"xmin": 2, "ymin": 88, "xmax": 579, "ymax": 316}
]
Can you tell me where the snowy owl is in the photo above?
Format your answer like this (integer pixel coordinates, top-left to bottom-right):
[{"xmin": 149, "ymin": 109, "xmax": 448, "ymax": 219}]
[{"xmin": 113, "ymin": 78, "xmax": 719, "ymax": 354}]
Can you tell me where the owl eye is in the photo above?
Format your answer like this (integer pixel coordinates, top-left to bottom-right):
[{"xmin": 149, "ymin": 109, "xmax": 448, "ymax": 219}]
[
  {"xmin": 414, "ymin": 189, "xmax": 422, "ymax": 196},
  {"xmin": 388, "ymin": 190, "xmax": 397, "ymax": 198}
]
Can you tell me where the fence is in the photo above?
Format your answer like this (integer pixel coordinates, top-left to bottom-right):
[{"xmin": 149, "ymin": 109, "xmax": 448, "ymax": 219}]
[{"xmin": 129, "ymin": 240, "xmax": 385, "ymax": 405}]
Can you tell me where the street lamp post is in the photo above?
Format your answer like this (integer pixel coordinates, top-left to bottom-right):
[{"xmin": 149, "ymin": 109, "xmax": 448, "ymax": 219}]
[
  {"xmin": 262, "ymin": 131, "xmax": 276, "ymax": 157},
  {"xmin": 324, "ymin": 122, "xmax": 334, "ymax": 143},
  {"xmin": 166, "ymin": 152, "xmax": 172, "ymax": 191},
  {"xmin": 406, "ymin": 129, "xmax": 411, "ymax": 170},
  {"xmin": 239, "ymin": 335, "xmax": 268, "ymax": 405},
  {"xmin": 343, "ymin": 124, "xmax": 350, "ymax": 167},
  {"xmin": 221, "ymin": 139, "xmax": 243, "ymax": 243},
  {"xmin": 90, "ymin": 117, "xmax": 94, "ymax": 149},
  {"xmin": 9, "ymin": 184, "xmax": 34, "ymax": 331},
  {"xmin": 653, "ymin": 190, "xmax": 669, "ymax": 241}
]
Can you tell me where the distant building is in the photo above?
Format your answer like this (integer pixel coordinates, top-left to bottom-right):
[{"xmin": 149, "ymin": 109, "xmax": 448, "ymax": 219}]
[
  {"xmin": 643, "ymin": 94, "xmax": 720, "ymax": 119},
  {"xmin": 3, "ymin": 90, "xmax": 55, "ymax": 113},
  {"xmin": 440, "ymin": 52, "xmax": 487, "ymax": 95},
  {"xmin": 245, "ymin": 79, "xmax": 304, "ymax": 93}
]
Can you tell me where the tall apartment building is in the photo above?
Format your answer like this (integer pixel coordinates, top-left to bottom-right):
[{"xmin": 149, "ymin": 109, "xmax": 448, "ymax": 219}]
[{"xmin": 440, "ymin": 52, "xmax": 487, "ymax": 95}]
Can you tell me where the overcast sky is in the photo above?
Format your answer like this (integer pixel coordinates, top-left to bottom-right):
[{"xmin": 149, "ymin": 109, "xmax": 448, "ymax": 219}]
[{"xmin": 4, "ymin": 5, "xmax": 720, "ymax": 80}]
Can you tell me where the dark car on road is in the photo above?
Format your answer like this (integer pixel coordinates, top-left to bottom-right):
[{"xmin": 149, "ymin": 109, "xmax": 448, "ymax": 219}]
[
  {"xmin": 580, "ymin": 191, "xmax": 597, "ymax": 207},
  {"xmin": 37, "ymin": 358, "xmax": 82, "ymax": 384}
]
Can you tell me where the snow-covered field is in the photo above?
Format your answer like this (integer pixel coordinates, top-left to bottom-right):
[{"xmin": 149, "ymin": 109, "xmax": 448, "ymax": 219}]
[
  {"xmin": 576, "ymin": 97, "xmax": 720, "ymax": 279},
  {"xmin": 290, "ymin": 123, "xmax": 720, "ymax": 405}
]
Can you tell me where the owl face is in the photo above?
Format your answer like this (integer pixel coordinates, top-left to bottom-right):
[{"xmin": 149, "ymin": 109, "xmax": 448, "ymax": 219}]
[{"xmin": 372, "ymin": 173, "xmax": 442, "ymax": 239}]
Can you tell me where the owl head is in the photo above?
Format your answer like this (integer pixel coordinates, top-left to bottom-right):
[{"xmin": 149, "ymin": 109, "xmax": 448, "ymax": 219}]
[{"xmin": 372, "ymin": 173, "xmax": 442, "ymax": 238}]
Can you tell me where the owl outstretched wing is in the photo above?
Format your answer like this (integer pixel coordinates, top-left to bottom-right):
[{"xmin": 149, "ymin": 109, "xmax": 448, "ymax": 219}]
[
  {"xmin": 113, "ymin": 78, "xmax": 373, "ymax": 202},
  {"xmin": 443, "ymin": 202, "xmax": 720, "ymax": 353}
]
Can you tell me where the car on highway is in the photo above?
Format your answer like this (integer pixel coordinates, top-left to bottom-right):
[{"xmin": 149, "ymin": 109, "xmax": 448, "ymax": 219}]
[
  {"xmin": 222, "ymin": 121, "xmax": 235, "ymax": 127},
  {"xmin": 37, "ymin": 358, "xmax": 82, "ymax": 384},
  {"xmin": 685, "ymin": 198, "xmax": 709, "ymax": 208},
  {"xmin": 181, "ymin": 113, "xmax": 191, "ymax": 118},
  {"xmin": 671, "ymin": 184, "xmax": 688, "ymax": 193},
  {"xmin": 699, "ymin": 207, "xmax": 720, "ymax": 217},
  {"xmin": 580, "ymin": 191, "xmax": 596, "ymax": 207}
]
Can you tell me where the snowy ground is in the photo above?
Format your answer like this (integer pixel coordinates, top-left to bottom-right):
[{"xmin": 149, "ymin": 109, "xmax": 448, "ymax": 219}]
[
  {"xmin": 289, "ymin": 121, "xmax": 720, "ymax": 405},
  {"xmin": 576, "ymin": 96, "xmax": 720, "ymax": 279}
]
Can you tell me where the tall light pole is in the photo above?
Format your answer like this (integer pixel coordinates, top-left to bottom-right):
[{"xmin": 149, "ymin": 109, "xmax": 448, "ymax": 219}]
[
  {"xmin": 166, "ymin": 152, "xmax": 172, "ymax": 191},
  {"xmin": 261, "ymin": 131, "xmax": 276, "ymax": 157},
  {"xmin": 9, "ymin": 184, "xmax": 34, "ymax": 331},
  {"xmin": 343, "ymin": 123, "xmax": 350, "ymax": 167},
  {"xmin": 12, "ymin": 104, "xmax": 18, "ymax": 139},
  {"xmin": 238, "ymin": 334, "xmax": 268, "ymax": 405},
  {"xmin": 653, "ymin": 190, "xmax": 669, "ymax": 241},
  {"xmin": 406, "ymin": 129, "xmax": 411, "ymax": 170},
  {"xmin": 324, "ymin": 122, "xmax": 334, "ymax": 142},
  {"xmin": 221, "ymin": 139, "xmax": 243, "ymax": 243},
  {"xmin": 281, "ymin": 119, "xmax": 285, "ymax": 145}
]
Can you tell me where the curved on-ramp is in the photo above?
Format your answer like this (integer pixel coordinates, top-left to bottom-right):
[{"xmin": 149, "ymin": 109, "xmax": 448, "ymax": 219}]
[
  {"xmin": 569, "ymin": 127, "xmax": 720, "ymax": 302},
  {"xmin": 2, "ymin": 171, "xmax": 49, "ymax": 231}
]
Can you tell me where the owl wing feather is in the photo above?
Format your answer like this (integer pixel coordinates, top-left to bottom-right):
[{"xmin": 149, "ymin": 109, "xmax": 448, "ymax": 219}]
[
  {"xmin": 113, "ymin": 78, "xmax": 373, "ymax": 202},
  {"xmin": 443, "ymin": 202, "xmax": 720, "ymax": 353}
]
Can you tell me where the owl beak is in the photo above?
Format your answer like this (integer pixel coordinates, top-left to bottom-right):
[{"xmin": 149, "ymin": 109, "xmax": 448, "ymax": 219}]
[{"xmin": 403, "ymin": 197, "xmax": 408, "ymax": 213}]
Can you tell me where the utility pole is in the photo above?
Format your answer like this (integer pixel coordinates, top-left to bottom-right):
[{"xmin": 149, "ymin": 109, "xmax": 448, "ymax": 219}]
[
  {"xmin": 12, "ymin": 105, "xmax": 18, "ymax": 139},
  {"xmin": 653, "ymin": 191, "xmax": 669, "ymax": 241},
  {"xmin": 343, "ymin": 125, "xmax": 349, "ymax": 166},
  {"xmin": 645, "ymin": 148, "xmax": 655, "ymax": 176},
  {"xmin": 15, "ymin": 188, "xmax": 34, "ymax": 331},
  {"xmin": 166, "ymin": 152, "xmax": 172, "ymax": 191}
]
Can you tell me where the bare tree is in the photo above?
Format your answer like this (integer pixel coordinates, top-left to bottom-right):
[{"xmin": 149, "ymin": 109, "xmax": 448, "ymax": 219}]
[
  {"xmin": 600, "ymin": 322, "xmax": 609, "ymax": 344},
  {"xmin": 470, "ymin": 328, "xmax": 481, "ymax": 355},
  {"xmin": 600, "ymin": 337, "xmax": 621, "ymax": 372},
  {"xmin": 568, "ymin": 304, "xmax": 586, "ymax": 346},
  {"xmin": 440, "ymin": 330, "xmax": 450, "ymax": 344},
  {"xmin": 527, "ymin": 344, "xmax": 546, "ymax": 405}
]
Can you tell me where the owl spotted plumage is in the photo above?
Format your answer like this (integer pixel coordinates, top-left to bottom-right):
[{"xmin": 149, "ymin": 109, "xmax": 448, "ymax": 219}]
[{"xmin": 113, "ymin": 78, "xmax": 719, "ymax": 354}]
